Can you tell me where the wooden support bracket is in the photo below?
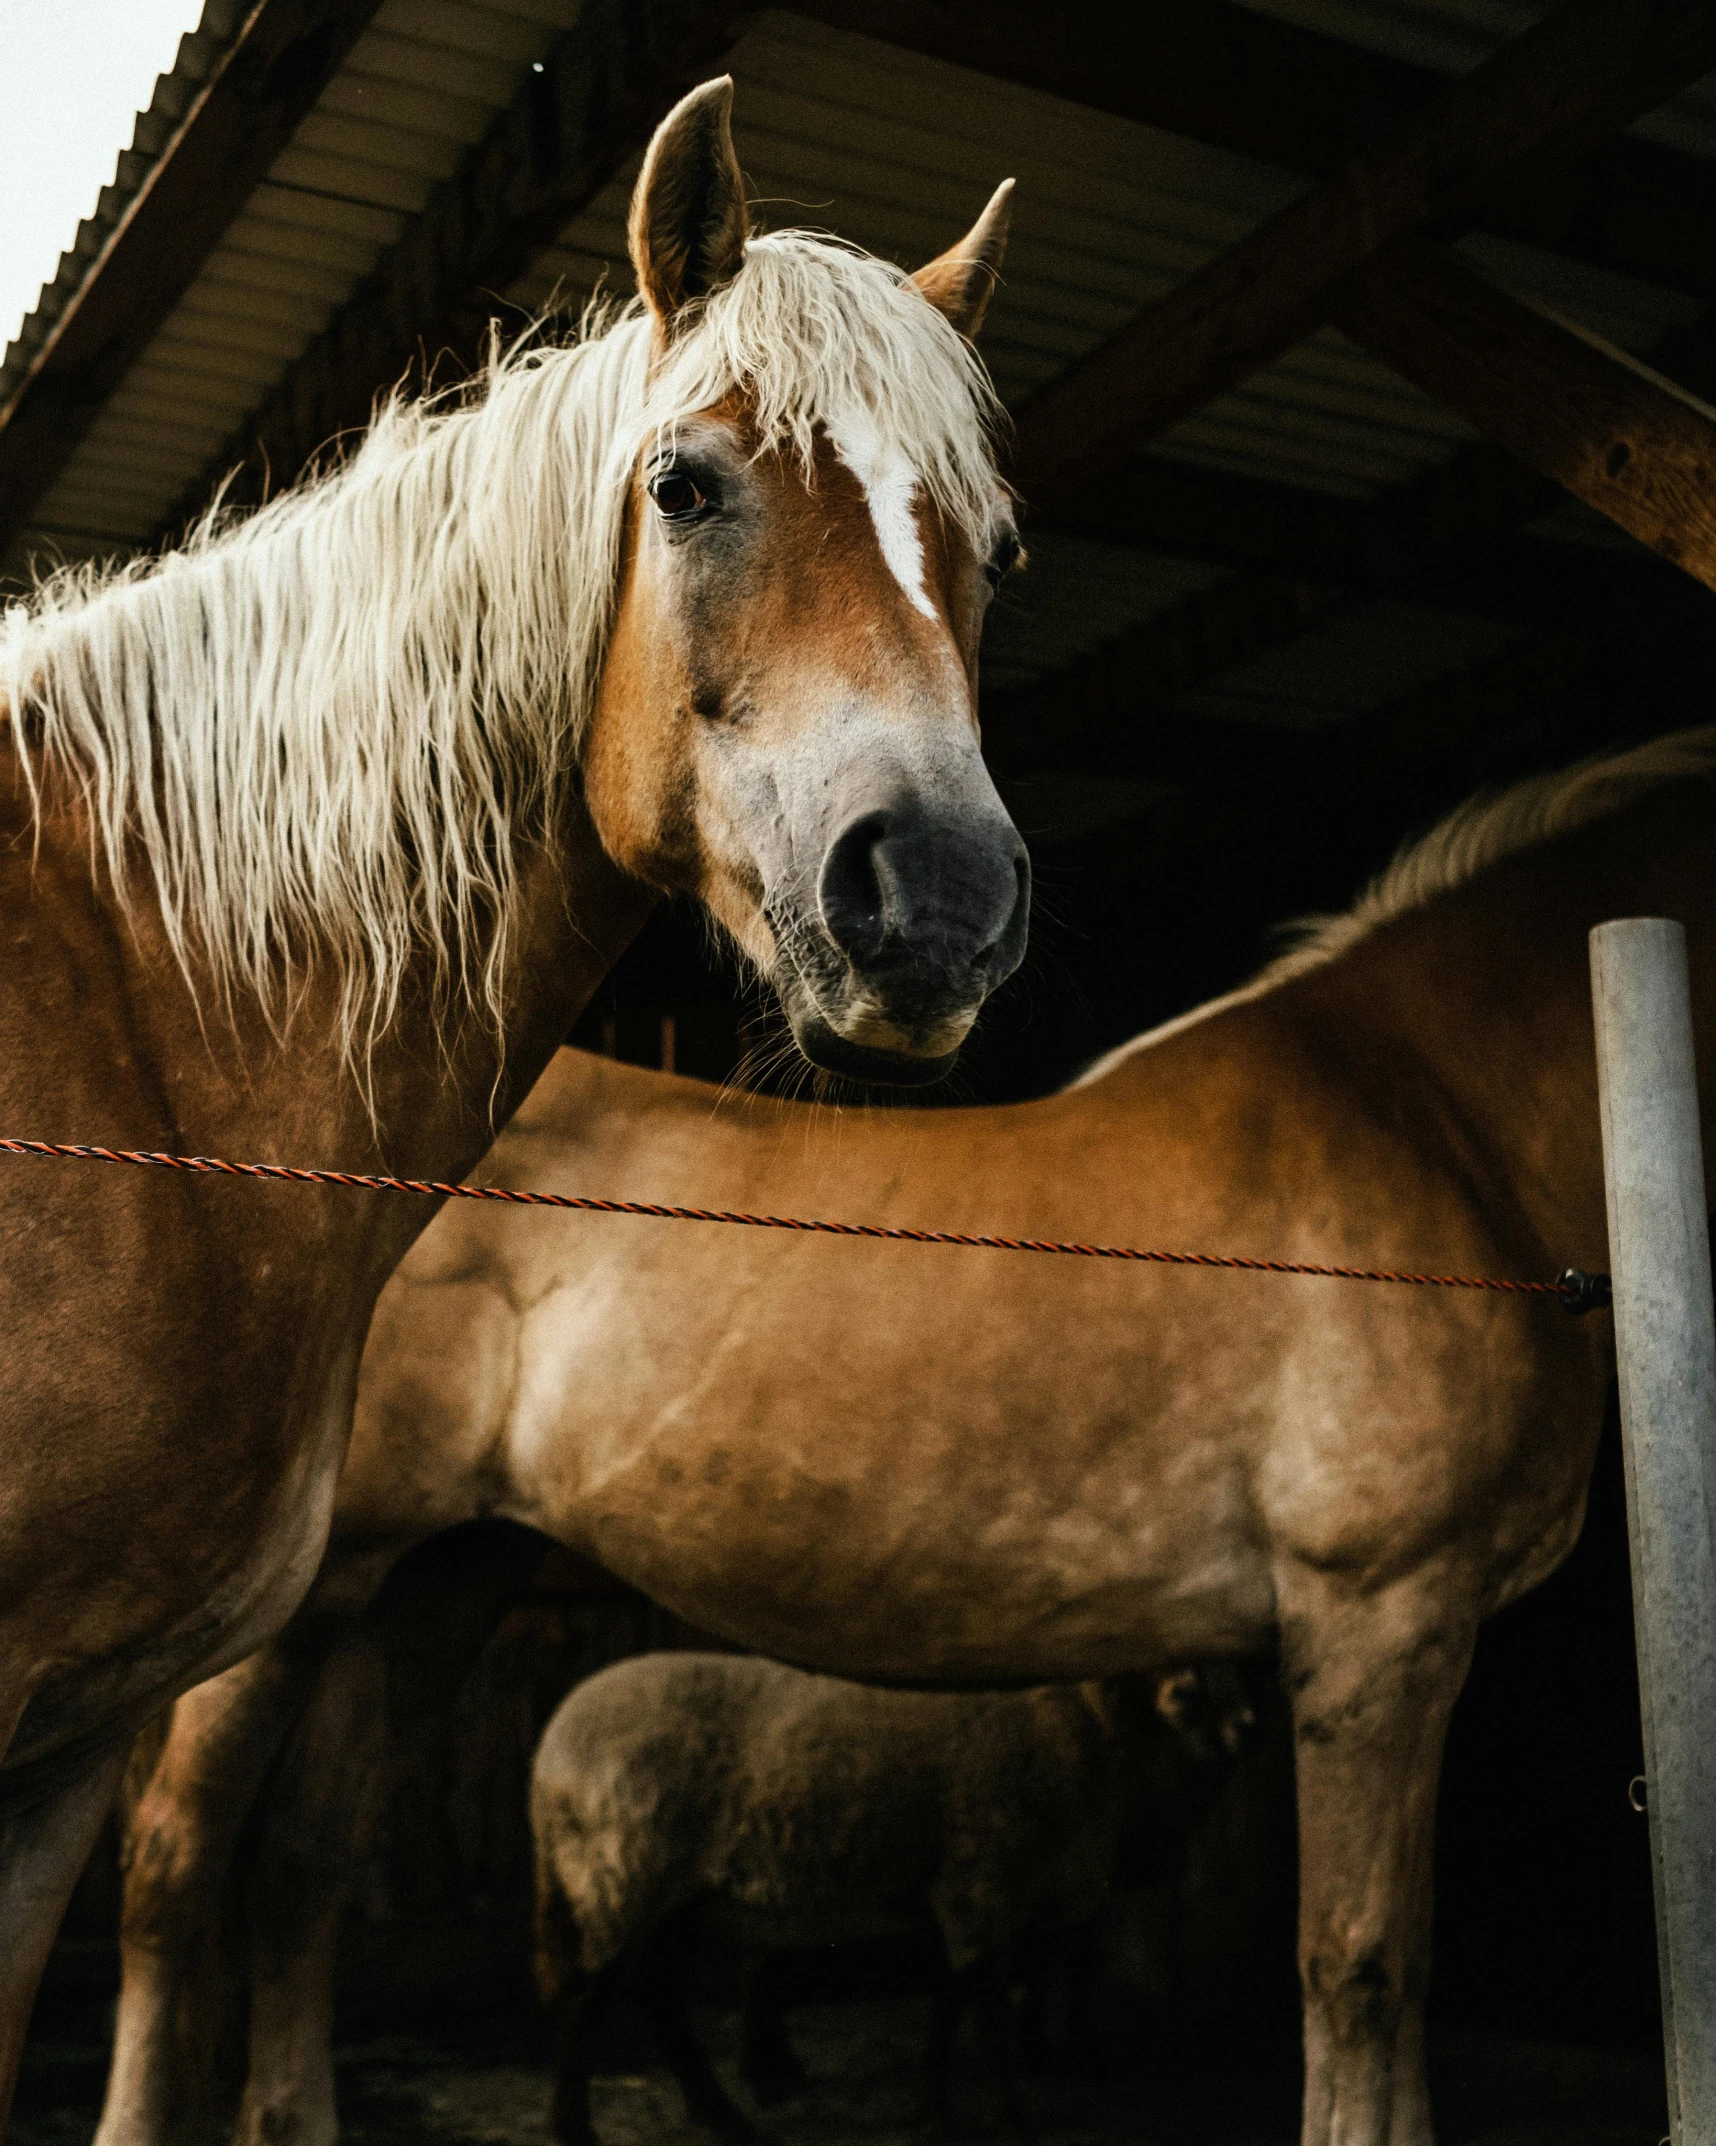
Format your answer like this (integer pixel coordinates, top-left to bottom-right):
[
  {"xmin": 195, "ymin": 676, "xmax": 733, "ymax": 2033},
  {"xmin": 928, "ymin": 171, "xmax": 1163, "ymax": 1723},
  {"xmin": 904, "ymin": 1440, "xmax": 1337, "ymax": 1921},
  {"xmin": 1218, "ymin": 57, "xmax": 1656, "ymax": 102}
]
[
  {"xmin": 1333, "ymin": 238, "xmax": 1716, "ymax": 594},
  {"xmin": 1012, "ymin": 0, "xmax": 1716, "ymax": 518}
]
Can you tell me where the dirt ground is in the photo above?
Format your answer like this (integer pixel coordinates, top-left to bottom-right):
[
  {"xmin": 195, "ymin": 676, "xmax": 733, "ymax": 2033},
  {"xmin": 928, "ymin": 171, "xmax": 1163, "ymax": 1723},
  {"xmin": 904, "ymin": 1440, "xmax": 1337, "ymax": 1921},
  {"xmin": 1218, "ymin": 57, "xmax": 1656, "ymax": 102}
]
[{"xmin": 11, "ymin": 1983, "xmax": 1670, "ymax": 2146}]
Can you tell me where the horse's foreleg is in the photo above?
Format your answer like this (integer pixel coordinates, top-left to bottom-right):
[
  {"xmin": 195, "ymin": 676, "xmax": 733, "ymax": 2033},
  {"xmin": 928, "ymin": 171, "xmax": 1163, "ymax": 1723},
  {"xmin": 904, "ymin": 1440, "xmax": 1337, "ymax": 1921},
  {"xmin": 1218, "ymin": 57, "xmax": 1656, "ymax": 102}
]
[
  {"xmin": 1281, "ymin": 1568, "xmax": 1476, "ymax": 2146},
  {"xmin": 549, "ymin": 1958, "xmax": 623, "ymax": 2146},
  {"xmin": 233, "ymin": 1529, "xmax": 541, "ymax": 2146},
  {"xmin": 96, "ymin": 1645, "xmax": 328, "ymax": 2146},
  {"xmin": 233, "ymin": 1629, "xmax": 386, "ymax": 2146},
  {"xmin": 0, "ymin": 1736, "xmax": 132, "ymax": 2137}
]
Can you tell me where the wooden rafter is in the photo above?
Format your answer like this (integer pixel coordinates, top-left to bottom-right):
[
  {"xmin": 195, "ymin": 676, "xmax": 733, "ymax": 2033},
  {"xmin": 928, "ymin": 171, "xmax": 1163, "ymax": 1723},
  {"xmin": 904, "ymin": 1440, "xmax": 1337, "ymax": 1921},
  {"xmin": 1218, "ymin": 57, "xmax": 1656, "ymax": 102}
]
[
  {"xmin": 811, "ymin": 0, "xmax": 1716, "ymax": 306},
  {"xmin": 982, "ymin": 573, "xmax": 1341, "ymax": 781},
  {"xmin": 1009, "ymin": 0, "xmax": 1716, "ymax": 519},
  {"xmin": 980, "ymin": 424, "xmax": 1696, "ymax": 788},
  {"xmin": 1034, "ymin": 438, "xmax": 1562, "ymax": 584},
  {"xmin": 1333, "ymin": 238, "xmax": 1716, "ymax": 595},
  {"xmin": 7, "ymin": 0, "xmax": 1710, "ymax": 656},
  {"xmin": 139, "ymin": 0, "xmax": 1716, "ymax": 551},
  {"xmin": 984, "ymin": 597, "xmax": 1600, "ymax": 813}
]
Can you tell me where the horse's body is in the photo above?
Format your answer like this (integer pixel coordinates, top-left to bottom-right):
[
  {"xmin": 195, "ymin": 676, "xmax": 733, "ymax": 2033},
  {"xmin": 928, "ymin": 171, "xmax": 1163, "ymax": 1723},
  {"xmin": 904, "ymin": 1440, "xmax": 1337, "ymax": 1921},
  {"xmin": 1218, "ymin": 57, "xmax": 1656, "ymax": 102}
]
[
  {"xmin": 107, "ymin": 734, "xmax": 1716, "ymax": 2146},
  {"xmin": 0, "ymin": 78, "xmax": 1027, "ymax": 2114}
]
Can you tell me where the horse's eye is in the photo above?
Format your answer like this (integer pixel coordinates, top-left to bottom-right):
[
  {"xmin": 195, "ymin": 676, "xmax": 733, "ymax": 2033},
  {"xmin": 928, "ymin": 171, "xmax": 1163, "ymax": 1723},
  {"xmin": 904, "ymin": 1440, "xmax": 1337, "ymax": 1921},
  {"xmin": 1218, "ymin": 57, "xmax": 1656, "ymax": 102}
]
[
  {"xmin": 649, "ymin": 469, "xmax": 708, "ymax": 520},
  {"xmin": 987, "ymin": 530, "xmax": 1023, "ymax": 586}
]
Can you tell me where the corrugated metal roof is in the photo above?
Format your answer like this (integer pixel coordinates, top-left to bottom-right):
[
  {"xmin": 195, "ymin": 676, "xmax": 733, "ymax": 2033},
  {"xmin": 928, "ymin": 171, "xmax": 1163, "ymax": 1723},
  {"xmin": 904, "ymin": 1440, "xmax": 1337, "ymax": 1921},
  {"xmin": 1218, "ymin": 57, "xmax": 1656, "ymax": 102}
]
[
  {"xmin": 510, "ymin": 11, "xmax": 1705, "ymax": 515},
  {"xmin": 0, "ymin": 2, "xmax": 248, "ymax": 411},
  {"xmin": 506, "ymin": 8, "xmax": 1709, "ymax": 687},
  {"xmin": 16, "ymin": 0, "xmax": 585, "ymax": 560},
  {"xmin": 981, "ymin": 541, "xmax": 1225, "ymax": 696},
  {"xmin": 6, "ymin": 0, "xmax": 1712, "ymax": 727},
  {"xmin": 1171, "ymin": 599, "xmax": 1526, "ymax": 728}
]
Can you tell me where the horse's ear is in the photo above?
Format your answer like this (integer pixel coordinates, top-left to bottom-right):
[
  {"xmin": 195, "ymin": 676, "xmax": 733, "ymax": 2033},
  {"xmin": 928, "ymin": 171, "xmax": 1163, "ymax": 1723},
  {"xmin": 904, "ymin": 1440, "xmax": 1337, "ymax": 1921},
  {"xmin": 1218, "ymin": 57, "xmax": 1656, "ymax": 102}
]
[
  {"xmin": 629, "ymin": 77, "xmax": 750, "ymax": 334},
  {"xmin": 911, "ymin": 179, "xmax": 1014, "ymax": 340}
]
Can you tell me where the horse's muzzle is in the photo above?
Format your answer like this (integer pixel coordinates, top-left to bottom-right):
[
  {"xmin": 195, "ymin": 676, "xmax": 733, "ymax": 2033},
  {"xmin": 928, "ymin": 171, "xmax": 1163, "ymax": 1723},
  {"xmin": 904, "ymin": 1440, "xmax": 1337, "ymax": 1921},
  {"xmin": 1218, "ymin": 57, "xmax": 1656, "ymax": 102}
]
[{"xmin": 774, "ymin": 801, "xmax": 1031, "ymax": 1085}]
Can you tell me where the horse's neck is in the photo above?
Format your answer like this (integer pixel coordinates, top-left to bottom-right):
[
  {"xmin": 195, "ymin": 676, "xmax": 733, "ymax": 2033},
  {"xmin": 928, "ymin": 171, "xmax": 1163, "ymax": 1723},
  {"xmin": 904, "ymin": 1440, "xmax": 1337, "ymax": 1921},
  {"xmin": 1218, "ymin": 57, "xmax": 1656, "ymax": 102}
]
[
  {"xmin": 1274, "ymin": 789, "xmax": 1716, "ymax": 1267},
  {"xmin": 368, "ymin": 819, "xmax": 653, "ymax": 1180},
  {"xmin": 22, "ymin": 772, "xmax": 650, "ymax": 1191},
  {"xmin": 1044, "ymin": 846, "xmax": 1640, "ymax": 1274}
]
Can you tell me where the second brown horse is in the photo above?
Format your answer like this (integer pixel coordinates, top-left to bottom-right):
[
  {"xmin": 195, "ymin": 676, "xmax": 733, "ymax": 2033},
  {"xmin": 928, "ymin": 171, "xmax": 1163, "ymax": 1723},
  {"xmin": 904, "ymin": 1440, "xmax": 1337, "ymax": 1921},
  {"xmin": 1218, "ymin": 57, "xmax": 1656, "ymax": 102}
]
[{"xmin": 104, "ymin": 732, "xmax": 1716, "ymax": 2146}]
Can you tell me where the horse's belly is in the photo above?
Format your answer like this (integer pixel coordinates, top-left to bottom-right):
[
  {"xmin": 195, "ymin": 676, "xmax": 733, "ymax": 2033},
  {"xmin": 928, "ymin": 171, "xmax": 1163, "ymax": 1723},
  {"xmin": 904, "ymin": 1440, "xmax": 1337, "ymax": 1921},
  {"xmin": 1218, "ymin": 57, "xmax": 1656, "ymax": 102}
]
[
  {"xmin": 539, "ymin": 1439, "xmax": 1272, "ymax": 1682},
  {"xmin": 707, "ymin": 1892, "xmax": 928, "ymax": 1951},
  {"xmin": 502, "ymin": 1267, "xmax": 1276, "ymax": 1679}
]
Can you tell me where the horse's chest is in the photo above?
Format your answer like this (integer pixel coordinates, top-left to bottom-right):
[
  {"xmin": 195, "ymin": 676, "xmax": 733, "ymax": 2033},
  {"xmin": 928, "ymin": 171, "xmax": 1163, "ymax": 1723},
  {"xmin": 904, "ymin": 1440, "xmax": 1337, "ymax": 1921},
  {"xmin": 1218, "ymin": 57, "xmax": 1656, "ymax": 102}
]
[{"xmin": 0, "ymin": 1345, "xmax": 361, "ymax": 1773}]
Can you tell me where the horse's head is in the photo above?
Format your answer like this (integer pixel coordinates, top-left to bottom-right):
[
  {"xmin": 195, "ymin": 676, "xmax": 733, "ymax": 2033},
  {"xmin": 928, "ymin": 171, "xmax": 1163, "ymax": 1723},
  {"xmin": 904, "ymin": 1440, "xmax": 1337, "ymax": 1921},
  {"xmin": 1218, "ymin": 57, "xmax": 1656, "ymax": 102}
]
[{"xmin": 583, "ymin": 80, "xmax": 1029, "ymax": 1086}]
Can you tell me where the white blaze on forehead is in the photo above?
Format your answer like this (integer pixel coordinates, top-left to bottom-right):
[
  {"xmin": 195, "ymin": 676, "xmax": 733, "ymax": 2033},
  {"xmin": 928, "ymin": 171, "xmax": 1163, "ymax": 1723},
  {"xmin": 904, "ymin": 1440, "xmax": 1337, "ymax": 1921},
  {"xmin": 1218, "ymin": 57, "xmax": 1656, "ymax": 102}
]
[{"xmin": 831, "ymin": 411, "xmax": 937, "ymax": 621}]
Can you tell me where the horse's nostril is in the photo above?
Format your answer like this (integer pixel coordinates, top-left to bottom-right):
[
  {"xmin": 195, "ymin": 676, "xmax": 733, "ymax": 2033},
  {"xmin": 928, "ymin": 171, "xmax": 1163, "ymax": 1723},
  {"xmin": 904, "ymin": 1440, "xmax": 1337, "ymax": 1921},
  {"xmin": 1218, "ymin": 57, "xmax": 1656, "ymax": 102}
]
[
  {"xmin": 990, "ymin": 851, "xmax": 1031, "ymax": 960},
  {"xmin": 818, "ymin": 810, "xmax": 894, "ymax": 966},
  {"xmin": 818, "ymin": 805, "xmax": 1030, "ymax": 984}
]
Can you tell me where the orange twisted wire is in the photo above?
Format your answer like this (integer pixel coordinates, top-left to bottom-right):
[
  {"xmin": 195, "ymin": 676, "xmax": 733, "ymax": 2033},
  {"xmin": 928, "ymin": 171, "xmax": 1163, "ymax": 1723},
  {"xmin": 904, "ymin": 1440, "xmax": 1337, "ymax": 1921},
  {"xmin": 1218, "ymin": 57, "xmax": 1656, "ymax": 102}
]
[{"xmin": 0, "ymin": 1138, "xmax": 1608, "ymax": 1307}]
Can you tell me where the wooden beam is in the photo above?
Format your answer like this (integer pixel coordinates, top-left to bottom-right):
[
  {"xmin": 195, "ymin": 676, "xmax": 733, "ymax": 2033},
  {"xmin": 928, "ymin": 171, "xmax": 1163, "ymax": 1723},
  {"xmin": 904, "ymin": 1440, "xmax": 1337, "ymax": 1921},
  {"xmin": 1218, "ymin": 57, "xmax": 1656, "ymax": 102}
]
[
  {"xmin": 979, "ymin": 401, "xmax": 1713, "ymax": 790},
  {"xmin": 1010, "ymin": 0, "xmax": 1716, "ymax": 517},
  {"xmin": 992, "ymin": 427, "xmax": 1581, "ymax": 775},
  {"xmin": 1032, "ymin": 456, "xmax": 1366, "ymax": 583},
  {"xmin": 1034, "ymin": 437, "xmax": 1564, "ymax": 586},
  {"xmin": 807, "ymin": 0, "xmax": 1716, "ymax": 306},
  {"xmin": 985, "ymin": 599, "xmax": 1601, "ymax": 829},
  {"xmin": 1333, "ymin": 238, "xmax": 1716, "ymax": 594},
  {"xmin": 0, "ymin": 0, "xmax": 388, "ymax": 544},
  {"xmin": 156, "ymin": 0, "xmax": 1716, "ymax": 547},
  {"xmin": 153, "ymin": 0, "xmax": 753, "ymax": 531},
  {"xmin": 983, "ymin": 574, "xmax": 1342, "ymax": 779}
]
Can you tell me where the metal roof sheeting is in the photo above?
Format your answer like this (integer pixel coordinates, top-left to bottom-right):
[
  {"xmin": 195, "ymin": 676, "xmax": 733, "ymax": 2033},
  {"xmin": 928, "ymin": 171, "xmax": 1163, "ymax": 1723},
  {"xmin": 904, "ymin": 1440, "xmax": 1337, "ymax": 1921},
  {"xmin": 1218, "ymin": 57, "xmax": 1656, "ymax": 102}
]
[
  {"xmin": 0, "ymin": 4, "xmax": 246, "ymax": 412},
  {"xmin": 509, "ymin": 11, "xmax": 1705, "ymax": 512},
  {"xmin": 16, "ymin": 0, "xmax": 585, "ymax": 561},
  {"xmin": 503, "ymin": 8, "xmax": 1707, "ymax": 690},
  {"xmin": 5, "ymin": 0, "xmax": 1713, "ymax": 726},
  {"xmin": 982, "ymin": 541, "xmax": 1226, "ymax": 697},
  {"xmin": 1170, "ymin": 599, "xmax": 1527, "ymax": 729}
]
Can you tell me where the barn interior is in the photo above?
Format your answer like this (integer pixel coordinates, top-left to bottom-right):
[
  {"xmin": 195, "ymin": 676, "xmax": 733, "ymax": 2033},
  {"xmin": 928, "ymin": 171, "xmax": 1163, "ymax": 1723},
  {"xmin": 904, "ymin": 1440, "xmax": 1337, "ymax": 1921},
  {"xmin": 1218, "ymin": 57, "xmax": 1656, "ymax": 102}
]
[{"xmin": 3, "ymin": 1, "xmax": 1712, "ymax": 2139}]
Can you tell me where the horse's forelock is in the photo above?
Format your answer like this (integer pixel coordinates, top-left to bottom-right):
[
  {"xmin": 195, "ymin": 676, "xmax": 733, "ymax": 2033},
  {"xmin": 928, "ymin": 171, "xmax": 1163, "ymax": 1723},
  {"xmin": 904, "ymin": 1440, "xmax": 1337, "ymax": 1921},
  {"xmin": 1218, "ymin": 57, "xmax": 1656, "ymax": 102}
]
[{"xmin": 639, "ymin": 231, "xmax": 1010, "ymax": 555}]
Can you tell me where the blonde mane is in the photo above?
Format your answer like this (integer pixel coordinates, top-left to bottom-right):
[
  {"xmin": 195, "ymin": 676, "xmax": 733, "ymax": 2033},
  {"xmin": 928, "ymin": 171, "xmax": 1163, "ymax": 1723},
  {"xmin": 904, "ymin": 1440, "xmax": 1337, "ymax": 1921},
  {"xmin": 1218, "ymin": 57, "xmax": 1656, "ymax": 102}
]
[
  {"xmin": 1078, "ymin": 725, "xmax": 1716, "ymax": 1086},
  {"xmin": 1266, "ymin": 724, "xmax": 1716, "ymax": 982},
  {"xmin": 0, "ymin": 232, "xmax": 1004, "ymax": 1067}
]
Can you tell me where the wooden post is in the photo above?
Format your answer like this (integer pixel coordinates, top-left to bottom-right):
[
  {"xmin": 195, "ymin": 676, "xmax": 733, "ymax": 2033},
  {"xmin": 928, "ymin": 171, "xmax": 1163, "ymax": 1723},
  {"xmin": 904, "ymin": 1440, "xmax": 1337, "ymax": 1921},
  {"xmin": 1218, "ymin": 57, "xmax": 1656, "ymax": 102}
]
[{"xmin": 1591, "ymin": 916, "xmax": 1716, "ymax": 2143}]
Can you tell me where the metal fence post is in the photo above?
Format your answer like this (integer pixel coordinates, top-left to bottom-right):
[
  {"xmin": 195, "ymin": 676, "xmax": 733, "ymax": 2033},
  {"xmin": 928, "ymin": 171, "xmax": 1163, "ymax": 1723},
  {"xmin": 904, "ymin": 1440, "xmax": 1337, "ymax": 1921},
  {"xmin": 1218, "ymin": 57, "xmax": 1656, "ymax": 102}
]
[{"xmin": 1591, "ymin": 916, "xmax": 1716, "ymax": 2144}]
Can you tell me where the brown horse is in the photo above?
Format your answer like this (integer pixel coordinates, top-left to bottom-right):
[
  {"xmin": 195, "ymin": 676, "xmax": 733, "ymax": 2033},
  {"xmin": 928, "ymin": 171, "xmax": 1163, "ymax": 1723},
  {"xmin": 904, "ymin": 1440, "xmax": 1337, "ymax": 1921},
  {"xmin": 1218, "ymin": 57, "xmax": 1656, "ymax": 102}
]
[
  {"xmin": 102, "ymin": 730, "xmax": 1716, "ymax": 2146},
  {"xmin": 0, "ymin": 77, "xmax": 1026, "ymax": 2114}
]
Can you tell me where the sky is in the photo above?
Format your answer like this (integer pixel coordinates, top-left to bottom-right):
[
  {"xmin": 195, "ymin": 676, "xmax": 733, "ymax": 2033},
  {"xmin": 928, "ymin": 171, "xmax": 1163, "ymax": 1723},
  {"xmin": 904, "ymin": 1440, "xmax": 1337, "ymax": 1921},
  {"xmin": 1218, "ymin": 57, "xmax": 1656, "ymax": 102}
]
[{"xmin": 0, "ymin": 0, "xmax": 209, "ymax": 358}]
